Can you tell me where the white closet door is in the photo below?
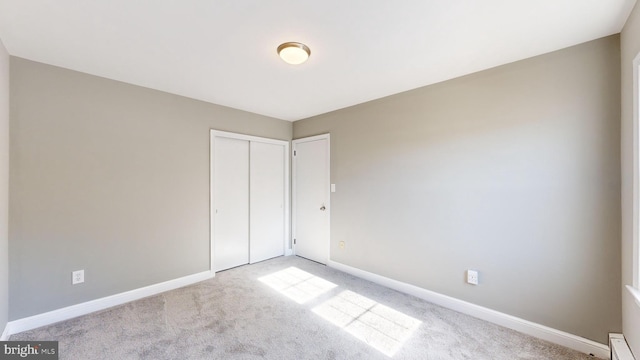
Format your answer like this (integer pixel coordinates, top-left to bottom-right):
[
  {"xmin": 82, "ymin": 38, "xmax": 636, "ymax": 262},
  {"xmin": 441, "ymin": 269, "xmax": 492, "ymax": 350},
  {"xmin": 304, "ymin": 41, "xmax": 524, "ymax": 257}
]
[
  {"xmin": 213, "ymin": 137, "xmax": 249, "ymax": 271},
  {"xmin": 250, "ymin": 141, "xmax": 285, "ymax": 263}
]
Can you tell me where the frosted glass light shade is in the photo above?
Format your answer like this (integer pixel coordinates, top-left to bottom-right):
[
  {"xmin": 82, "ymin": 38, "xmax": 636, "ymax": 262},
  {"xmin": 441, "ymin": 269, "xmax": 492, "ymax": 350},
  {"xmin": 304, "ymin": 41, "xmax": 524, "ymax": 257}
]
[{"xmin": 277, "ymin": 42, "xmax": 311, "ymax": 65}]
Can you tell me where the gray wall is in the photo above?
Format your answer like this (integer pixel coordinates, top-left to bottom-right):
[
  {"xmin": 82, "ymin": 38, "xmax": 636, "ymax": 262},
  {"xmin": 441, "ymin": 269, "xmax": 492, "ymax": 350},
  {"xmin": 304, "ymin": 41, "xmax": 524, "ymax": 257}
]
[
  {"xmin": 621, "ymin": 2, "xmax": 640, "ymax": 356},
  {"xmin": 0, "ymin": 38, "xmax": 9, "ymax": 334},
  {"xmin": 293, "ymin": 36, "xmax": 621, "ymax": 344},
  {"xmin": 9, "ymin": 58, "xmax": 292, "ymax": 320}
]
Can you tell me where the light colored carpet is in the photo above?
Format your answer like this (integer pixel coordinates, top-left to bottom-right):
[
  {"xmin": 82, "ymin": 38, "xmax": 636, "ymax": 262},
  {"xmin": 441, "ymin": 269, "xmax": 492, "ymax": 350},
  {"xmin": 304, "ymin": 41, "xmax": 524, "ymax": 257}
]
[{"xmin": 11, "ymin": 256, "xmax": 602, "ymax": 359}]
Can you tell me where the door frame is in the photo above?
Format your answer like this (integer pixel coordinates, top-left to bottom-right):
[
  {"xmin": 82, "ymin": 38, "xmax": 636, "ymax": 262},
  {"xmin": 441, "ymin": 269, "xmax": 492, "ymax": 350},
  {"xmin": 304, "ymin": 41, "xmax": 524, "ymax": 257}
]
[
  {"xmin": 210, "ymin": 130, "xmax": 290, "ymax": 273},
  {"xmin": 292, "ymin": 133, "xmax": 331, "ymax": 263}
]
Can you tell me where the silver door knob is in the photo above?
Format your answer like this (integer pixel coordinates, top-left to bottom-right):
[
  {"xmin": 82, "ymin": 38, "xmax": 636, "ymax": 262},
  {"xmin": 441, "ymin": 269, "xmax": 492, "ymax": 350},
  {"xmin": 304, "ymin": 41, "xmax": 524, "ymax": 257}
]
[{"xmin": 320, "ymin": 205, "xmax": 326, "ymax": 211}]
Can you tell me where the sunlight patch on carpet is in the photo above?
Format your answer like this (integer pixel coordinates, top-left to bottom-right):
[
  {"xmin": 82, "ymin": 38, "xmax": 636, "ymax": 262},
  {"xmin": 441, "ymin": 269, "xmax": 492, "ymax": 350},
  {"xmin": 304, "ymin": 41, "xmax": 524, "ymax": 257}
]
[
  {"xmin": 312, "ymin": 290, "xmax": 421, "ymax": 357},
  {"xmin": 258, "ymin": 267, "xmax": 337, "ymax": 304}
]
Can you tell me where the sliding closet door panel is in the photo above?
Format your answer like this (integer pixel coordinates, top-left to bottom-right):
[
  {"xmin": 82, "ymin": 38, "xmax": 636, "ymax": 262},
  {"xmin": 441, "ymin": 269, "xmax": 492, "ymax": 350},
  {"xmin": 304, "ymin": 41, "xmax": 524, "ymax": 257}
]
[
  {"xmin": 214, "ymin": 137, "xmax": 249, "ymax": 272},
  {"xmin": 250, "ymin": 141, "xmax": 285, "ymax": 263}
]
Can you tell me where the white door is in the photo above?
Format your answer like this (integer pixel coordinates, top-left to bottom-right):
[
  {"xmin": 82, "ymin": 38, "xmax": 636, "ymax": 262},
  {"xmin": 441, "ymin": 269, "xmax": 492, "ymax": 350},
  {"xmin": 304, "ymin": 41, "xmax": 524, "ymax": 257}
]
[
  {"xmin": 211, "ymin": 130, "xmax": 290, "ymax": 272},
  {"xmin": 213, "ymin": 137, "xmax": 249, "ymax": 271},
  {"xmin": 250, "ymin": 141, "xmax": 285, "ymax": 263},
  {"xmin": 293, "ymin": 134, "xmax": 330, "ymax": 264}
]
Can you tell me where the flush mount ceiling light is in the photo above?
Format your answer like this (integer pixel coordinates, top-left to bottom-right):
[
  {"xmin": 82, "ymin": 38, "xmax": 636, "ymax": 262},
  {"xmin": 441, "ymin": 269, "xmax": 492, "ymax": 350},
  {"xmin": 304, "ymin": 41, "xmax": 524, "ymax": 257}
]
[{"xmin": 277, "ymin": 42, "xmax": 311, "ymax": 65}]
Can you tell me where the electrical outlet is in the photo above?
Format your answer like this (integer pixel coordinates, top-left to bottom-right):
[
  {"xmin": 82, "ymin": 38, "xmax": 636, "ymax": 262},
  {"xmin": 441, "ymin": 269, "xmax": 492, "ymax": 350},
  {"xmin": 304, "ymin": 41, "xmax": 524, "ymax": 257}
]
[
  {"xmin": 72, "ymin": 270, "xmax": 84, "ymax": 285},
  {"xmin": 467, "ymin": 270, "xmax": 478, "ymax": 285},
  {"xmin": 339, "ymin": 241, "xmax": 345, "ymax": 249}
]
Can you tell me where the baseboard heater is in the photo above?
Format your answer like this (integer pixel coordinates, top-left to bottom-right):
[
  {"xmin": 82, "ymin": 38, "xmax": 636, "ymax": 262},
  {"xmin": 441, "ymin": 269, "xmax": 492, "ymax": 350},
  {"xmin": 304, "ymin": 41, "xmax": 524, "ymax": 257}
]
[{"xmin": 610, "ymin": 334, "xmax": 635, "ymax": 360}]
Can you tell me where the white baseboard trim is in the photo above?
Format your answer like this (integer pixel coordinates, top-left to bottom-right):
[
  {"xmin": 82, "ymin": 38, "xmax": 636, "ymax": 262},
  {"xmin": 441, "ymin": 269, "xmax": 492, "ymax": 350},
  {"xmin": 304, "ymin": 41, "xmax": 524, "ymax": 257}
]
[
  {"xmin": 5, "ymin": 270, "xmax": 214, "ymax": 337},
  {"xmin": 327, "ymin": 260, "xmax": 609, "ymax": 359}
]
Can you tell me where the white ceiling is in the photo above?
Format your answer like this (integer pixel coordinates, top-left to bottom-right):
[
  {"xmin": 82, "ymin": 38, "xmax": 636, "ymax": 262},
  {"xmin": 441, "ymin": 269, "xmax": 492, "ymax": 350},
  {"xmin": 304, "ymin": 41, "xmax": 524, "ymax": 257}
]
[{"xmin": 0, "ymin": 1, "xmax": 636, "ymax": 121}]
